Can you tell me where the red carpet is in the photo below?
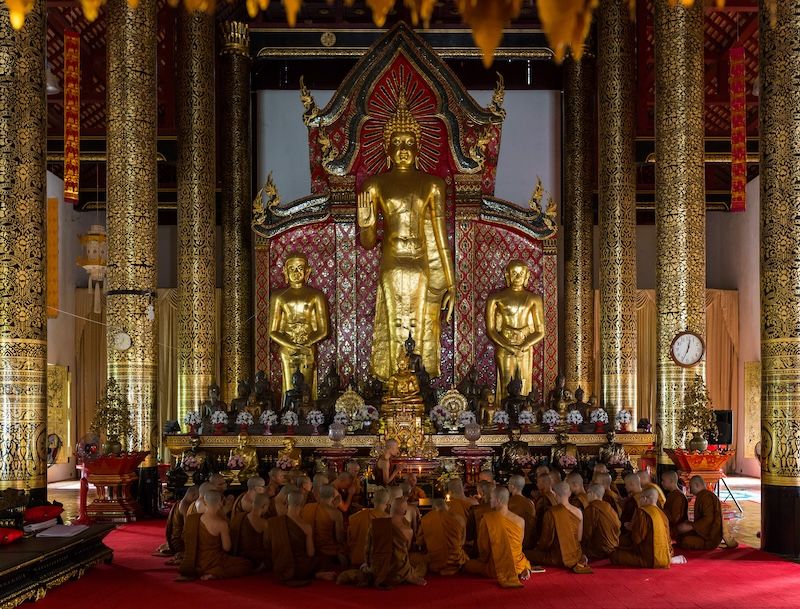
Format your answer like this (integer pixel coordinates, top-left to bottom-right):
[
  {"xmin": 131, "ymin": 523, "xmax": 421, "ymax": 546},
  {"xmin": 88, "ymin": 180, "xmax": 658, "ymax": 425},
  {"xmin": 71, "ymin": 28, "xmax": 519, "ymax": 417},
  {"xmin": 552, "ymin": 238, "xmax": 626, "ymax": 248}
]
[{"xmin": 32, "ymin": 520, "xmax": 800, "ymax": 609}]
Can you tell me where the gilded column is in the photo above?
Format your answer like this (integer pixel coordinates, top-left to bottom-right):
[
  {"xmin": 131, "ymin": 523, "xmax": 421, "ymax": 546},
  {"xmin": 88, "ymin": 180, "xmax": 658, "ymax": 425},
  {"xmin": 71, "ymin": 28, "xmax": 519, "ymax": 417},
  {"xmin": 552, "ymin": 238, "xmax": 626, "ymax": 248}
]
[
  {"xmin": 759, "ymin": 0, "xmax": 800, "ymax": 558},
  {"xmin": 598, "ymin": 0, "xmax": 637, "ymax": 420},
  {"xmin": 0, "ymin": 0, "xmax": 48, "ymax": 498},
  {"xmin": 177, "ymin": 10, "xmax": 216, "ymax": 423},
  {"xmin": 220, "ymin": 22, "xmax": 252, "ymax": 403},
  {"xmin": 563, "ymin": 53, "xmax": 594, "ymax": 397},
  {"xmin": 106, "ymin": 0, "xmax": 158, "ymax": 462},
  {"xmin": 654, "ymin": 0, "xmax": 705, "ymax": 454}
]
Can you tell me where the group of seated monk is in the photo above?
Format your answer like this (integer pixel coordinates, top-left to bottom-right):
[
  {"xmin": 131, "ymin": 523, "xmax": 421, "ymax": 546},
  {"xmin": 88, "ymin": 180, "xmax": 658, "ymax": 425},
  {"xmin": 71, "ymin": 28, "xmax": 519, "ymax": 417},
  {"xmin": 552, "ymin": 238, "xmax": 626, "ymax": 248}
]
[{"xmin": 156, "ymin": 460, "xmax": 736, "ymax": 588}]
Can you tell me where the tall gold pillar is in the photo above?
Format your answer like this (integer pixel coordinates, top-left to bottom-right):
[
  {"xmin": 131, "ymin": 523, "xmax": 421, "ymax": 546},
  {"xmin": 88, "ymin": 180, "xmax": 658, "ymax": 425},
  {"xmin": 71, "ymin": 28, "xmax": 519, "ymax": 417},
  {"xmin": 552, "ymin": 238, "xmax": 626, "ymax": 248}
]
[
  {"xmin": 654, "ymin": 0, "xmax": 705, "ymax": 454},
  {"xmin": 220, "ymin": 22, "xmax": 252, "ymax": 403},
  {"xmin": 759, "ymin": 0, "xmax": 800, "ymax": 558},
  {"xmin": 106, "ymin": 0, "xmax": 158, "ymax": 462},
  {"xmin": 563, "ymin": 53, "xmax": 594, "ymax": 397},
  {"xmin": 0, "ymin": 0, "xmax": 48, "ymax": 498},
  {"xmin": 176, "ymin": 11, "xmax": 216, "ymax": 424},
  {"xmin": 597, "ymin": 0, "xmax": 637, "ymax": 420}
]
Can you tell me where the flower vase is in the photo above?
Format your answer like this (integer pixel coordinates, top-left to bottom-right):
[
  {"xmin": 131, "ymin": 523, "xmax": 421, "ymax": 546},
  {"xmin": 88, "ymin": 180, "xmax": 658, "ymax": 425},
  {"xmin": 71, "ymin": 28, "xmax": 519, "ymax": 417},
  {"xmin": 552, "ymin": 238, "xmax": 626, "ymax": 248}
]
[
  {"xmin": 213, "ymin": 423, "xmax": 224, "ymax": 435},
  {"xmin": 263, "ymin": 424, "xmax": 272, "ymax": 436},
  {"xmin": 497, "ymin": 423, "xmax": 506, "ymax": 433},
  {"xmin": 594, "ymin": 422, "xmax": 604, "ymax": 434},
  {"xmin": 188, "ymin": 424, "xmax": 198, "ymax": 435},
  {"xmin": 620, "ymin": 423, "xmax": 629, "ymax": 432},
  {"xmin": 547, "ymin": 424, "xmax": 555, "ymax": 433},
  {"xmin": 569, "ymin": 423, "xmax": 579, "ymax": 432},
  {"xmin": 312, "ymin": 424, "xmax": 320, "ymax": 436},
  {"xmin": 239, "ymin": 424, "xmax": 248, "ymax": 434},
  {"xmin": 522, "ymin": 424, "xmax": 530, "ymax": 433},
  {"xmin": 287, "ymin": 425, "xmax": 296, "ymax": 435}
]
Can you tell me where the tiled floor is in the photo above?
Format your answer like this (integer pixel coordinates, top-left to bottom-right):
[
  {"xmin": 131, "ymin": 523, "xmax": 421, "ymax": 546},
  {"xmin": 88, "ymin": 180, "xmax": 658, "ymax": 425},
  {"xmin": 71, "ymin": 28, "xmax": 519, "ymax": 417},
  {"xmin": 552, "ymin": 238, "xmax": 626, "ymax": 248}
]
[{"xmin": 47, "ymin": 475, "xmax": 764, "ymax": 548}]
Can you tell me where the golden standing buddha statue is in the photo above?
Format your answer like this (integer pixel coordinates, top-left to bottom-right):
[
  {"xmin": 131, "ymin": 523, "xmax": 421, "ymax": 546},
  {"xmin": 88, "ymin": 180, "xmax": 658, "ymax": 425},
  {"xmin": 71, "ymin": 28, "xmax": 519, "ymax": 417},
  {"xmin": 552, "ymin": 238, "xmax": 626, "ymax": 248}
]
[
  {"xmin": 357, "ymin": 91, "xmax": 456, "ymax": 381},
  {"xmin": 269, "ymin": 252, "xmax": 330, "ymax": 401},
  {"xmin": 485, "ymin": 260, "xmax": 545, "ymax": 402}
]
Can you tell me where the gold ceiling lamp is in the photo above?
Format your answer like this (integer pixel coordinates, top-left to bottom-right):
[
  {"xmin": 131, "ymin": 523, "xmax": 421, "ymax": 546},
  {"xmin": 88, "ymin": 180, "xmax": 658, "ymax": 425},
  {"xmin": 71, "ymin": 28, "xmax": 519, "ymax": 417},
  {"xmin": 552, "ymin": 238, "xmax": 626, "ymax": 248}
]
[
  {"xmin": 456, "ymin": 0, "xmax": 523, "ymax": 67},
  {"xmin": 77, "ymin": 225, "xmax": 108, "ymax": 314}
]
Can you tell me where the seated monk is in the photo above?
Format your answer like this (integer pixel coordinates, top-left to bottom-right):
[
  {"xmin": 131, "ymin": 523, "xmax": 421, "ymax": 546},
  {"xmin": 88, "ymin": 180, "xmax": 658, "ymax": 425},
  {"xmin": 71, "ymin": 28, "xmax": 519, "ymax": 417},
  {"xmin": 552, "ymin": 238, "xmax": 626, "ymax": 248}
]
[
  {"xmin": 232, "ymin": 476, "xmax": 266, "ymax": 515},
  {"xmin": 178, "ymin": 491, "xmax": 253, "ymax": 580},
  {"xmin": 528, "ymin": 465, "xmax": 551, "ymax": 501},
  {"xmin": 301, "ymin": 484, "xmax": 347, "ymax": 571},
  {"xmin": 189, "ymin": 478, "xmax": 234, "ymax": 518},
  {"xmin": 594, "ymin": 472, "xmax": 622, "ymax": 516},
  {"xmin": 464, "ymin": 487, "xmax": 531, "ymax": 588},
  {"xmin": 389, "ymin": 485, "xmax": 420, "ymax": 535},
  {"xmin": 549, "ymin": 467, "xmax": 562, "ymax": 487},
  {"xmin": 532, "ymin": 473, "xmax": 558, "ymax": 546},
  {"xmin": 417, "ymin": 499, "xmax": 468, "ymax": 575},
  {"xmin": 309, "ymin": 473, "xmax": 328, "ymax": 504},
  {"xmin": 526, "ymin": 482, "xmax": 591, "ymax": 573},
  {"xmin": 338, "ymin": 498, "xmax": 427, "ymax": 588},
  {"xmin": 267, "ymin": 490, "xmax": 333, "ymax": 586},
  {"xmin": 466, "ymin": 481, "xmax": 495, "ymax": 545},
  {"xmin": 295, "ymin": 474, "xmax": 312, "ymax": 495},
  {"xmin": 404, "ymin": 473, "xmax": 427, "ymax": 503},
  {"xmin": 507, "ymin": 475, "xmax": 536, "ymax": 551},
  {"xmin": 265, "ymin": 467, "xmax": 287, "ymax": 516},
  {"xmin": 446, "ymin": 478, "xmax": 478, "ymax": 526},
  {"xmin": 231, "ymin": 493, "xmax": 270, "ymax": 568},
  {"xmin": 345, "ymin": 461, "xmax": 365, "ymax": 510},
  {"xmin": 333, "ymin": 472, "xmax": 357, "ymax": 514},
  {"xmin": 620, "ymin": 473, "xmax": 643, "ymax": 540},
  {"xmin": 347, "ymin": 488, "xmax": 390, "ymax": 567},
  {"xmin": 156, "ymin": 486, "xmax": 199, "ymax": 559},
  {"xmin": 582, "ymin": 483, "xmax": 620, "ymax": 560},
  {"xmin": 638, "ymin": 469, "xmax": 666, "ymax": 509},
  {"xmin": 567, "ymin": 472, "xmax": 590, "ymax": 511},
  {"xmin": 611, "ymin": 487, "xmax": 673, "ymax": 568},
  {"xmin": 471, "ymin": 470, "xmax": 496, "ymax": 501},
  {"xmin": 273, "ymin": 485, "xmax": 292, "ymax": 517},
  {"xmin": 661, "ymin": 470, "xmax": 689, "ymax": 540},
  {"xmin": 676, "ymin": 475, "xmax": 730, "ymax": 550}
]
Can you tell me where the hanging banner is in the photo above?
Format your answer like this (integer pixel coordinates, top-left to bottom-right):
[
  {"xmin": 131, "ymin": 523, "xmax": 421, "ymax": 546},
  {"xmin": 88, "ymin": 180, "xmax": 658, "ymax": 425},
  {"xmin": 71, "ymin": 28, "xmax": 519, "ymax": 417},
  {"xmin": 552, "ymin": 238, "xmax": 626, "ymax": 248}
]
[
  {"xmin": 64, "ymin": 30, "xmax": 80, "ymax": 204},
  {"xmin": 729, "ymin": 46, "xmax": 746, "ymax": 213}
]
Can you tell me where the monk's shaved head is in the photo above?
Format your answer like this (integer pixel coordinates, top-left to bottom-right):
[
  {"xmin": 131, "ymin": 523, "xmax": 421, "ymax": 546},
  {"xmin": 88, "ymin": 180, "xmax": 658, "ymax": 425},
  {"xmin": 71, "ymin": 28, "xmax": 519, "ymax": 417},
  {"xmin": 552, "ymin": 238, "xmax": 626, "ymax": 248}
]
[
  {"xmin": 431, "ymin": 498, "xmax": 447, "ymax": 511},
  {"xmin": 447, "ymin": 478, "xmax": 465, "ymax": 495},
  {"xmin": 390, "ymin": 497, "xmax": 407, "ymax": 517},
  {"xmin": 491, "ymin": 486, "xmax": 510, "ymax": 507},
  {"xmin": 312, "ymin": 473, "xmax": 328, "ymax": 487},
  {"xmin": 587, "ymin": 484, "xmax": 604, "ymax": 501},
  {"xmin": 566, "ymin": 472, "xmax": 584, "ymax": 484},
  {"xmin": 252, "ymin": 493, "xmax": 270, "ymax": 511},
  {"xmin": 593, "ymin": 463, "xmax": 609, "ymax": 475},
  {"xmin": 689, "ymin": 475, "xmax": 706, "ymax": 494},
  {"xmin": 662, "ymin": 470, "xmax": 678, "ymax": 482},
  {"xmin": 478, "ymin": 480, "xmax": 494, "ymax": 503},
  {"xmin": 204, "ymin": 490, "xmax": 223, "ymax": 507},
  {"xmin": 373, "ymin": 488, "xmax": 390, "ymax": 508},
  {"xmin": 287, "ymin": 490, "xmax": 305, "ymax": 508},
  {"xmin": 478, "ymin": 470, "xmax": 495, "ymax": 483},
  {"xmin": 536, "ymin": 472, "xmax": 552, "ymax": 490},
  {"xmin": 507, "ymin": 475, "xmax": 525, "ymax": 492},
  {"xmin": 388, "ymin": 485, "xmax": 404, "ymax": 500},
  {"xmin": 624, "ymin": 473, "xmax": 642, "ymax": 492},
  {"xmin": 337, "ymin": 472, "xmax": 354, "ymax": 484},
  {"xmin": 597, "ymin": 473, "xmax": 613, "ymax": 489},
  {"xmin": 247, "ymin": 476, "xmax": 266, "ymax": 490},
  {"xmin": 640, "ymin": 487, "xmax": 659, "ymax": 505},
  {"xmin": 319, "ymin": 484, "xmax": 336, "ymax": 502},
  {"xmin": 553, "ymin": 481, "xmax": 571, "ymax": 499},
  {"xmin": 184, "ymin": 486, "xmax": 200, "ymax": 501},
  {"xmin": 637, "ymin": 470, "xmax": 652, "ymax": 484},
  {"xmin": 535, "ymin": 464, "xmax": 550, "ymax": 477},
  {"xmin": 269, "ymin": 467, "xmax": 283, "ymax": 480},
  {"xmin": 209, "ymin": 473, "xmax": 226, "ymax": 489}
]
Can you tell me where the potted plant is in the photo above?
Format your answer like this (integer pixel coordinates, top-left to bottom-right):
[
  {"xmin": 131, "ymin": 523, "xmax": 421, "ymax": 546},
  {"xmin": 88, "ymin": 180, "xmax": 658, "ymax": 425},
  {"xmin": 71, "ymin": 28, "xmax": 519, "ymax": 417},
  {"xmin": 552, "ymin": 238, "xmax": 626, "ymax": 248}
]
[
  {"xmin": 235, "ymin": 410, "xmax": 254, "ymax": 433},
  {"xmin": 678, "ymin": 374, "xmax": 718, "ymax": 452},
  {"xmin": 590, "ymin": 408, "xmax": 609, "ymax": 433},
  {"xmin": 306, "ymin": 409, "xmax": 324, "ymax": 435},
  {"xmin": 281, "ymin": 410, "xmax": 299, "ymax": 434},
  {"xmin": 492, "ymin": 409, "xmax": 510, "ymax": 432},
  {"xmin": 566, "ymin": 409, "xmax": 583, "ymax": 432},
  {"xmin": 429, "ymin": 405, "xmax": 448, "ymax": 432},
  {"xmin": 210, "ymin": 410, "xmax": 228, "ymax": 435},
  {"xmin": 260, "ymin": 409, "xmax": 277, "ymax": 435},
  {"xmin": 615, "ymin": 408, "xmax": 632, "ymax": 432},
  {"xmin": 90, "ymin": 378, "xmax": 133, "ymax": 455},
  {"xmin": 518, "ymin": 409, "xmax": 534, "ymax": 433},
  {"xmin": 542, "ymin": 409, "xmax": 560, "ymax": 432},
  {"xmin": 183, "ymin": 410, "xmax": 202, "ymax": 435}
]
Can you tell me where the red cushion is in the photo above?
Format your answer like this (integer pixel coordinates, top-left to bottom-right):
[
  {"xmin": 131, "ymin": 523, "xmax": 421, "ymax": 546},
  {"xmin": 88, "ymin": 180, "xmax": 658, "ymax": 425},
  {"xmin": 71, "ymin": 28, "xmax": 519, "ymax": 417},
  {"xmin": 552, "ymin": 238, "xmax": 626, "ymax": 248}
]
[
  {"xmin": 0, "ymin": 528, "xmax": 23, "ymax": 544},
  {"xmin": 24, "ymin": 505, "xmax": 63, "ymax": 524}
]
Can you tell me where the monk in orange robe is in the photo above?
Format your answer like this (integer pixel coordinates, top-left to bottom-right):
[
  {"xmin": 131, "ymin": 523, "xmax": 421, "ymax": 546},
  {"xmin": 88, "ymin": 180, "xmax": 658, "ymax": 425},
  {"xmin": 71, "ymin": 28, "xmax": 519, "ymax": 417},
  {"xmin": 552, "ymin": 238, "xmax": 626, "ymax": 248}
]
[
  {"xmin": 638, "ymin": 470, "xmax": 666, "ymax": 509},
  {"xmin": 232, "ymin": 476, "xmax": 266, "ymax": 515},
  {"xmin": 188, "ymin": 475, "xmax": 232, "ymax": 518},
  {"xmin": 526, "ymin": 482, "xmax": 591, "ymax": 573},
  {"xmin": 464, "ymin": 486, "xmax": 531, "ymax": 588},
  {"xmin": 156, "ymin": 486, "xmax": 198, "ymax": 560},
  {"xmin": 178, "ymin": 491, "xmax": 253, "ymax": 580},
  {"xmin": 230, "ymin": 493, "xmax": 270, "ymax": 568},
  {"xmin": 301, "ymin": 484, "xmax": 346, "ymax": 571},
  {"xmin": 594, "ymin": 472, "xmax": 622, "ymax": 516},
  {"xmin": 611, "ymin": 487, "xmax": 673, "ymax": 568},
  {"xmin": 532, "ymin": 473, "xmax": 557, "ymax": 546},
  {"xmin": 346, "ymin": 488, "xmax": 390, "ymax": 567},
  {"xmin": 265, "ymin": 467, "xmax": 287, "ymax": 517},
  {"xmin": 567, "ymin": 472, "xmax": 590, "ymax": 511},
  {"xmin": 582, "ymin": 483, "xmax": 620, "ymax": 559},
  {"xmin": 528, "ymin": 465, "xmax": 551, "ymax": 502},
  {"xmin": 418, "ymin": 499, "xmax": 468, "ymax": 575},
  {"xmin": 507, "ymin": 475, "xmax": 536, "ymax": 550},
  {"xmin": 404, "ymin": 473, "xmax": 427, "ymax": 503},
  {"xmin": 676, "ymin": 475, "xmax": 725, "ymax": 550},
  {"xmin": 620, "ymin": 473, "xmax": 643, "ymax": 541},
  {"xmin": 466, "ymin": 481, "xmax": 494, "ymax": 544},
  {"xmin": 661, "ymin": 470, "xmax": 689, "ymax": 539},
  {"xmin": 446, "ymin": 478, "xmax": 478, "ymax": 529}
]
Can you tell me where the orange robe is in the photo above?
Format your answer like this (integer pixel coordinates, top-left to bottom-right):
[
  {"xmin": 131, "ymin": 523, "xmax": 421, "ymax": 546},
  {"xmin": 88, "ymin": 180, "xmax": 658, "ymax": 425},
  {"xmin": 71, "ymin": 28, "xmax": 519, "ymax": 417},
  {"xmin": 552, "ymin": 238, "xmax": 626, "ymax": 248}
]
[
  {"xmin": 418, "ymin": 510, "xmax": 468, "ymax": 575},
  {"xmin": 368, "ymin": 518, "xmax": 426, "ymax": 587},
  {"xmin": 408, "ymin": 486, "xmax": 427, "ymax": 502},
  {"xmin": 526, "ymin": 504, "xmax": 583, "ymax": 568},
  {"xmin": 582, "ymin": 499, "xmax": 620, "ymax": 559},
  {"xmin": 611, "ymin": 504, "xmax": 672, "ymax": 568},
  {"xmin": 347, "ymin": 507, "xmax": 387, "ymax": 567},
  {"xmin": 508, "ymin": 494, "xmax": 537, "ymax": 550},
  {"xmin": 301, "ymin": 502, "xmax": 343, "ymax": 568},
  {"xmin": 266, "ymin": 515, "xmax": 319, "ymax": 585},
  {"xmin": 570, "ymin": 492, "xmax": 590, "ymax": 511},
  {"xmin": 603, "ymin": 490, "xmax": 622, "ymax": 516},
  {"xmin": 230, "ymin": 512, "xmax": 268, "ymax": 566},
  {"xmin": 447, "ymin": 497, "xmax": 476, "ymax": 528},
  {"xmin": 620, "ymin": 492, "xmax": 641, "ymax": 526},
  {"xmin": 643, "ymin": 482, "xmax": 666, "ymax": 509},
  {"xmin": 465, "ymin": 510, "xmax": 531, "ymax": 588},
  {"xmin": 663, "ymin": 489, "xmax": 689, "ymax": 539},
  {"xmin": 678, "ymin": 489, "xmax": 723, "ymax": 550},
  {"xmin": 231, "ymin": 493, "xmax": 250, "ymax": 515},
  {"xmin": 165, "ymin": 502, "xmax": 186, "ymax": 553},
  {"xmin": 532, "ymin": 491, "xmax": 557, "ymax": 546},
  {"xmin": 179, "ymin": 514, "xmax": 253, "ymax": 579},
  {"xmin": 466, "ymin": 503, "xmax": 493, "ymax": 543}
]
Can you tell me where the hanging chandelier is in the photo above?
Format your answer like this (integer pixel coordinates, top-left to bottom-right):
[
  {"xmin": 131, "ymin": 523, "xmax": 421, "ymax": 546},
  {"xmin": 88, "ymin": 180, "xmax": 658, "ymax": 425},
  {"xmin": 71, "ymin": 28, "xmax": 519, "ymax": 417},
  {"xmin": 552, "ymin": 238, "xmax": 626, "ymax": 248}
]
[
  {"xmin": 77, "ymin": 224, "xmax": 108, "ymax": 315},
  {"xmin": 4, "ymin": 0, "xmax": 775, "ymax": 66}
]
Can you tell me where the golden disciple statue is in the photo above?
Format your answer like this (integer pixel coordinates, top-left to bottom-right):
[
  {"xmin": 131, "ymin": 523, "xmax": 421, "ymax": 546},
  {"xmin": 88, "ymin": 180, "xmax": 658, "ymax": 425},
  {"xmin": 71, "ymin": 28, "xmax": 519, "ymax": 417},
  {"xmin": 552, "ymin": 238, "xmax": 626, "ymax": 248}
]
[
  {"xmin": 269, "ymin": 253, "xmax": 330, "ymax": 400},
  {"xmin": 357, "ymin": 91, "xmax": 456, "ymax": 381},
  {"xmin": 485, "ymin": 260, "xmax": 545, "ymax": 402}
]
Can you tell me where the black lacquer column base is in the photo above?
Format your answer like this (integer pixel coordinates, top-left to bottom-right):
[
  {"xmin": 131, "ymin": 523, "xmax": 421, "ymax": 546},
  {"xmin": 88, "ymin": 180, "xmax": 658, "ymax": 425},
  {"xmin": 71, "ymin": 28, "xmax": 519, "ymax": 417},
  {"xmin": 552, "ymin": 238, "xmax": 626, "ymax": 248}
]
[{"xmin": 762, "ymin": 484, "xmax": 800, "ymax": 558}]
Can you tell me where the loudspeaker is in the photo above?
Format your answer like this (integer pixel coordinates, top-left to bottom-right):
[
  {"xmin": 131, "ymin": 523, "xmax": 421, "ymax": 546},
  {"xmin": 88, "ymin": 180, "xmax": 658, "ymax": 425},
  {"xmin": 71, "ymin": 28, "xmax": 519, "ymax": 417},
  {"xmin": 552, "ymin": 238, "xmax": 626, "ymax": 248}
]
[{"xmin": 713, "ymin": 410, "xmax": 733, "ymax": 444}]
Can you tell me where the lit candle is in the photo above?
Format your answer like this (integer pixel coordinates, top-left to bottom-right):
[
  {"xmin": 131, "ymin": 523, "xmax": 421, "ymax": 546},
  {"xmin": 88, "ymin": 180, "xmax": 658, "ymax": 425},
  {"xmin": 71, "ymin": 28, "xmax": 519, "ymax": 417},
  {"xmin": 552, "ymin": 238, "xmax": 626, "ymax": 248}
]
[
  {"xmin": 417, "ymin": 465, "xmax": 422, "ymax": 475},
  {"xmin": 446, "ymin": 493, "xmax": 451, "ymax": 502}
]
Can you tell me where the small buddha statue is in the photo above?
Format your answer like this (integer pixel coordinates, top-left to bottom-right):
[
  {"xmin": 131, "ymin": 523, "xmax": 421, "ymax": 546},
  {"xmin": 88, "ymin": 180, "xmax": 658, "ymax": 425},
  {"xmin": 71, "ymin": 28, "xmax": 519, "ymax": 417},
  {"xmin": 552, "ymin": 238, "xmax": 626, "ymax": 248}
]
[
  {"xmin": 549, "ymin": 432, "xmax": 570, "ymax": 465},
  {"xmin": 278, "ymin": 437, "xmax": 302, "ymax": 469},
  {"xmin": 416, "ymin": 363, "xmax": 435, "ymax": 413},
  {"xmin": 547, "ymin": 374, "xmax": 568, "ymax": 411},
  {"xmin": 457, "ymin": 366, "xmax": 482, "ymax": 413},
  {"xmin": 231, "ymin": 434, "xmax": 259, "ymax": 479},
  {"xmin": 200, "ymin": 383, "xmax": 227, "ymax": 418},
  {"xmin": 404, "ymin": 332, "xmax": 423, "ymax": 373},
  {"xmin": 598, "ymin": 431, "xmax": 627, "ymax": 465},
  {"xmin": 525, "ymin": 383, "xmax": 541, "ymax": 412},
  {"xmin": 385, "ymin": 352, "xmax": 422, "ymax": 403},
  {"xmin": 180, "ymin": 436, "xmax": 210, "ymax": 482},
  {"xmin": 500, "ymin": 428, "xmax": 530, "ymax": 471},
  {"xmin": 478, "ymin": 389, "xmax": 499, "ymax": 428},
  {"xmin": 501, "ymin": 368, "xmax": 528, "ymax": 426},
  {"xmin": 317, "ymin": 363, "xmax": 341, "ymax": 421},
  {"xmin": 251, "ymin": 370, "xmax": 274, "ymax": 413},
  {"xmin": 282, "ymin": 367, "xmax": 305, "ymax": 415},
  {"xmin": 230, "ymin": 380, "xmax": 250, "ymax": 415},
  {"xmin": 568, "ymin": 386, "xmax": 589, "ymax": 418}
]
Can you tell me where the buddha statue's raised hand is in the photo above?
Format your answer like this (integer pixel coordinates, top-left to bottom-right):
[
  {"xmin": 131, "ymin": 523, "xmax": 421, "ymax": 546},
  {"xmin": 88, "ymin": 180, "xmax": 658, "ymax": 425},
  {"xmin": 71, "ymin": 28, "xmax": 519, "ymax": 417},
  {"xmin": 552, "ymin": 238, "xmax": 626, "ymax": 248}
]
[{"xmin": 357, "ymin": 189, "xmax": 376, "ymax": 227}]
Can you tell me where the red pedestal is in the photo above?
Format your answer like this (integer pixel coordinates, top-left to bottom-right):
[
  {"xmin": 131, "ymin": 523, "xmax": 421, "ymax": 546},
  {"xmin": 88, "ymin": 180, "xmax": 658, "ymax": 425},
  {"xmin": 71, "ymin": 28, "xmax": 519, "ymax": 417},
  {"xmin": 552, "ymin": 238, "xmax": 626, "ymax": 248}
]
[
  {"xmin": 315, "ymin": 447, "xmax": 358, "ymax": 475},
  {"xmin": 76, "ymin": 452, "xmax": 149, "ymax": 524},
  {"xmin": 664, "ymin": 448, "xmax": 735, "ymax": 491},
  {"xmin": 452, "ymin": 446, "xmax": 495, "ymax": 486}
]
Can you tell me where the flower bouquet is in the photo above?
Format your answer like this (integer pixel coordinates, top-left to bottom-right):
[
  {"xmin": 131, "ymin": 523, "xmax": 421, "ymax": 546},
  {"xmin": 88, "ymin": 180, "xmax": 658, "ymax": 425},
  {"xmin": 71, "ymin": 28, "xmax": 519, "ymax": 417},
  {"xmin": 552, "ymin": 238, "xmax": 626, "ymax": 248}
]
[
  {"xmin": 590, "ymin": 408, "xmax": 609, "ymax": 433},
  {"xmin": 607, "ymin": 452, "xmax": 629, "ymax": 467},
  {"xmin": 306, "ymin": 409, "xmax": 325, "ymax": 435},
  {"xmin": 260, "ymin": 409, "xmax": 277, "ymax": 435},
  {"xmin": 518, "ymin": 409, "xmax": 535, "ymax": 432},
  {"xmin": 616, "ymin": 408, "xmax": 632, "ymax": 432},
  {"xmin": 333, "ymin": 411, "xmax": 350, "ymax": 428},
  {"xmin": 457, "ymin": 410, "xmax": 477, "ymax": 428},
  {"xmin": 210, "ymin": 410, "xmax": 228, "ymax": 435},
  {"xmin": 566, "ymin": 409, "xmax": 583, "ymax": 432},
  {"xmin": 558, "ymin": 454, "xmax": 577, "ymax": 472},
  {"xmin": 492, "ymin": 409, "xmax": 510, "ymax": 431},
  {"xmin": 183, "ymin": 411, "xmax": 202, "ymax": 435},
  {"xmin": 430, "ymin": 405, "xmax": 449, "ymax": 431},
  {"xmin": 227, "ymin": 454, "xmax": 245, "ymax": 470},
  {"xmin": 181, "ymin": 454, "xmax": 199, "ymax": 472},
  {"xmin": 542, "ymin": 409, "xmax": 560, "ymax": 432},
  {"xmin": 276, "ymin": 456, "xmax": 295, "ymax": 471},
  {"xmin": 281, "ymin": 410, "xmax": 299, "ymax": 434},
  {"xmin": 358, "ymin": 404, "xmax": 379, "ymax": 432},
  {"xmin": 235, "ymin": 410, "xmax": 254, "ymax": 433}
]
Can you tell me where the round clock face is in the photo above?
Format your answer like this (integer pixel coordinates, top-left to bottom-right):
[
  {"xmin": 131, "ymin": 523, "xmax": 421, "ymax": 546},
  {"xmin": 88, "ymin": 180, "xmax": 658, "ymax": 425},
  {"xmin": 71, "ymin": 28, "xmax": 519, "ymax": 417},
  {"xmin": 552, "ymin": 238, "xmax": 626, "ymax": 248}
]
[
  {"xmin": 113, "ymin": 331, "xmax": 132, "ymax": 352},
  {"xmin": 670, "ymin": 332, "xmax": 704, "ymax": 367}
]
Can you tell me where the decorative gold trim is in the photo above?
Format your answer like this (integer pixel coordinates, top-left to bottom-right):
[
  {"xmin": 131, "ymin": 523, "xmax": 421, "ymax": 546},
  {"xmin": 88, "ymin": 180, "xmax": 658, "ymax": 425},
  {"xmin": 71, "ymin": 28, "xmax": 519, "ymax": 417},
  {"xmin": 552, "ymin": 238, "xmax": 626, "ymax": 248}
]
[
  {"xmin": 220, "ymin": 21, "xmax": 249, "ymax": 58},
  {"xmin": 256, "ymin": 47, "xmax": 553, "ymax": 60},
  {"xmin": 646, "ymin": 152, "xmax": 759, "ymax": 164}
]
